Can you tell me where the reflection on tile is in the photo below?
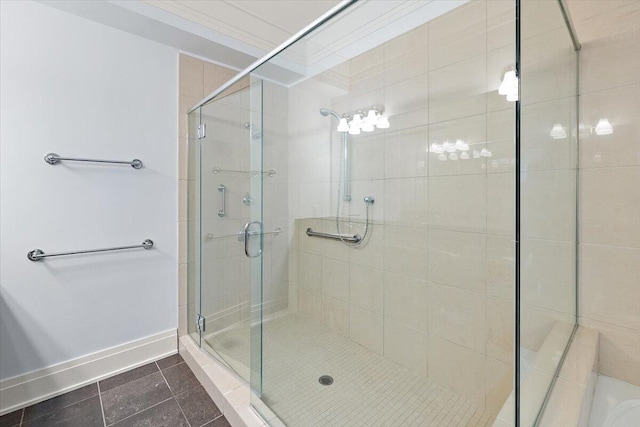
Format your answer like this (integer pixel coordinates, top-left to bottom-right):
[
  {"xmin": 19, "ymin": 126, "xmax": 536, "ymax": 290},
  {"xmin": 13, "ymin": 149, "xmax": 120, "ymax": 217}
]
[
  {"xmin": 428, "ymin": 115, "xmax": 487, "ymax": 176},
  {"xmin": 520, "ymin": 97, "xmax": 577, "ymax": 172},
  {"xmin": 579, "ymin": 84, "xmax": 640, "ymax": 168}
]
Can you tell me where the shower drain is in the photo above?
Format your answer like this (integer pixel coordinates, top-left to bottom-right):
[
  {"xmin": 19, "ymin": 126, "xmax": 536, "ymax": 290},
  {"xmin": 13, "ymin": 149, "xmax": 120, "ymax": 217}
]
[{"xmin": 318, "ymin": 375, "xmax": 334, "ymax": 386}]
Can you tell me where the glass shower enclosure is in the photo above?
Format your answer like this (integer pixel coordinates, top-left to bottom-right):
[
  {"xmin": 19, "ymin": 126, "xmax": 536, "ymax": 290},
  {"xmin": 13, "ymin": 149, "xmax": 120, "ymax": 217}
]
[{"xmin": 187, "ymin": 0, "xmax": 580, "ymax": 425}]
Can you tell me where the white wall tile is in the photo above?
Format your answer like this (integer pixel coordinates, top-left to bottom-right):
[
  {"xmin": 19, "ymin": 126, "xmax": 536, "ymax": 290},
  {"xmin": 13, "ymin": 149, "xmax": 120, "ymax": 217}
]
[
  {"xmin": 487, "ymin": 235, "xmax": 515, "ymax": 300},
  {"xmin": 486, "ymin": 297, "xmax": 514, "ymax": 364},
  {"xmin": 428, "ymin": 229, "xmax": 487, "ymax": 293},
  {"xmin": 428, "ymin": 54, "xmax": 487, "ymax": 123},
  {"xmin": 428, "ymin": 0, "xmax": 487, "ymax": 71},
  {"xmin": 383, "ymin": 272, "xmax": 428, "ymax": 331},
  {"xmin": 322, "ymin": 257, "xmax": 349, "ymax": 302},
  {"xmin": 384, "ymin": 318, "xmax": 428, "ymax": 376},
  {"xmin": 521, "ymin": 169, "xmax": 576, "ymax": 242},
  {"xmin": 579, "ymin": 84, "xmax": 640, "ymax": 168},
  {"xmin": 429, "ymin": 174, "xmax": 487, "ymax": 233},
  {"xmin": 349, "ymin": 304, "xmax": 383, "ymax": 354},
  {"xmin": 429, "ymin": 283, "xmax": 486, "ymax": 353},
  {"xmin": 428, "ymin": 335, "xmax": 486, "ymax": 404},
  {"xmin": 322, "ymin": 295, "xmax": 349, "ymax": 336},
  {"xmin": 300, "ymin": 252, "xmax": 322, "ymax": 291},
  {"xmin": 580, "ymin": 167, "xmax": 640, "ymax": 248},
  {"xmin": 349, "ymin": 263, "xmax": 383, "ymax": 315},
  {"xmin": 580, "ymin": 244, "xmax": 640, "ymax": 331},
  {"xmin": 521, "ymin": 238, "xmax": 576, "ymax": 316}
]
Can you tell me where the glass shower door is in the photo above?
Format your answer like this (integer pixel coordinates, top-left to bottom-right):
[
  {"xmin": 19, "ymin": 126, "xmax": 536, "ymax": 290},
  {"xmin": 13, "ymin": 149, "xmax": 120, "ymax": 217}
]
[{"xmin": 198, "ymin": 85, "xmax": 255, "ymax": 382}]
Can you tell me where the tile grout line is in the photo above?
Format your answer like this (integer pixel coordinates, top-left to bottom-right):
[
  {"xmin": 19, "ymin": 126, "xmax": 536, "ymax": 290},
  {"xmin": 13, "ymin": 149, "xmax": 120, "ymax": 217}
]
[
  {"xmin": 17, "ymin": 389, "xmax": 101, "ymax": 426},
  {"xmin": 19, "ymin": 408, "xmax": 24, "ymax": 427},
  {"xmin": 97, "ymin": 381, "xmax": 107, "ymax": 427},
  {"xmin": 106, "ymin": 397, "xmax": 175, "ymax": 427},
  {"xmin": 156, "ymin": 361, "xmax": 192, "ymax": 427}
]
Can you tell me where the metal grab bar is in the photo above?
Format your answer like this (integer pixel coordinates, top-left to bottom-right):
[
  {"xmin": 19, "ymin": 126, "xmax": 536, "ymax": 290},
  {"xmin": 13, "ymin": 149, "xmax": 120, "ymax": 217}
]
[
  {"xmin": 218, "ymin": 185, "xmax": 226, "ymax": 217},
  {"xmin": 45, "ymin": 153, "xmax": 143, "ymax": 169},
  {"xmin": 27, "ymin": 239, "xmax": 154, "ymax": 261},
  {"xmin": 204, "ymin": 228, "xmax": 283, "ymax": 241},
  {"xmin": 213, "ymin": 167, "xmax": 276, "ymax": 177},
  {"xmin": 306, "ymin": 228, "xmax": 361, "ymax": 243}
]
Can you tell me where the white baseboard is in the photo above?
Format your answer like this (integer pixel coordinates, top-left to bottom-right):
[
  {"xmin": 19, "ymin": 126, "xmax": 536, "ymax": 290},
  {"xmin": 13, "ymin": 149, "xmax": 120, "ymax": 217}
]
[{"xmin": 0, "ymin": 329, "xmax": 177, "ymax": 416}]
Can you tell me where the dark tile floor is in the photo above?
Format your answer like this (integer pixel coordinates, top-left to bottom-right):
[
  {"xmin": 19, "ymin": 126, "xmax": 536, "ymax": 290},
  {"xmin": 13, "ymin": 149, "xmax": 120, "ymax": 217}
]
[{"xmin": 0, "ymin": 355, "xmax": 230, "ymax": 427}]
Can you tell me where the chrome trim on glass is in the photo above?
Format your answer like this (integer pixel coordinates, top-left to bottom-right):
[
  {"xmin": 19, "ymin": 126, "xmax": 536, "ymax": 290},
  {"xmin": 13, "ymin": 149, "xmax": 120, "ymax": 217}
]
[
  {"xmin": 557, "ymin": 0, "xmax": 582, "ymax": 51},
  {"xmin": 187, "ymin": 0, "xmax": 358, "ymax": 114},
  {"xmin": 27, "ymin": 239, "xmax": 154, "ymax": 261}
]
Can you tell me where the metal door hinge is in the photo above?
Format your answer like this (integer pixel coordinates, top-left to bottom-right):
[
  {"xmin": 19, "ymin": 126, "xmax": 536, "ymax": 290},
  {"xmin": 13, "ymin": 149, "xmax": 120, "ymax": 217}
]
[
  {"xmin": 197, "ymin": 123, "xmax": 206, "ymax": 139},
  {"xmin": 196, "ymin": 314, "xmax": 206, "ymax": 332}
]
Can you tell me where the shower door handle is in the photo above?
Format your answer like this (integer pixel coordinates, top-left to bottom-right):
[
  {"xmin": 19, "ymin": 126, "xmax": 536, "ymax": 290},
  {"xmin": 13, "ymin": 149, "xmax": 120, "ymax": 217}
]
[{"xmin": 243, "ymin": 221, "xmax": 263, "ymax": 258}]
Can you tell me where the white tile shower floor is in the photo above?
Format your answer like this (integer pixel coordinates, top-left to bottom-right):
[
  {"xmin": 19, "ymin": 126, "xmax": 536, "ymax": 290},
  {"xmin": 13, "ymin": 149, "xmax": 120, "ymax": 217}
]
[{"xmin": 204, "ymin": 312, "xmax": 496, "ymax": 426}]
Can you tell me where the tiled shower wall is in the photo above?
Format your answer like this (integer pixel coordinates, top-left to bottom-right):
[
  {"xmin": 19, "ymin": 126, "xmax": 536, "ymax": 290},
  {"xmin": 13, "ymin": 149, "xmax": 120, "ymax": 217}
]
[
  {"xmin": 286, "ymin": 1, "xmax": 517, "ymax": 412},
  {"xmin": 571, "ymin": 0, "xmax": 640, "ymax": 386}
]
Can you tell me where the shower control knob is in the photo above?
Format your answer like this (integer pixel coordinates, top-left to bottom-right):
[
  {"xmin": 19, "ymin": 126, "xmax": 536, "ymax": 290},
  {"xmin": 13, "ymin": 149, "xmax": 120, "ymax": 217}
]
[{"xmin": 364, "ymin": 196, "xmax": 375, "ymax": 205}]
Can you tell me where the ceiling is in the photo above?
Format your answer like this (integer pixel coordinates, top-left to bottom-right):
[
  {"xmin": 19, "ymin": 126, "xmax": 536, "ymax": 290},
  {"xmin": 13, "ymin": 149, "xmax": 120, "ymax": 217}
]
[
  {"xmin": 143, "ymin": 0, "xmax": 341, "ymax": 53},
  {"xmin": 40, "ymin": 0, "xmax": 468, "ymax": 88}
]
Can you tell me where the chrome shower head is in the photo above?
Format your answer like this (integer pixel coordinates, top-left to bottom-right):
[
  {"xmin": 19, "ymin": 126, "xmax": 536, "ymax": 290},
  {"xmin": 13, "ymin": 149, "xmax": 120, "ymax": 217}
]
[{"xmin": 320, "ymin": 108, "xmax": 341, "ymax": 120}]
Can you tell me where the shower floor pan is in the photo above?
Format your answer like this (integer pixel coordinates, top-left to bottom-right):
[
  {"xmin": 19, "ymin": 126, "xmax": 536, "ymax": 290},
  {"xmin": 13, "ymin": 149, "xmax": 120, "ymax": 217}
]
[{"xmin": 205, "ymin": 312, "xmax": 496, "ymax": 426}]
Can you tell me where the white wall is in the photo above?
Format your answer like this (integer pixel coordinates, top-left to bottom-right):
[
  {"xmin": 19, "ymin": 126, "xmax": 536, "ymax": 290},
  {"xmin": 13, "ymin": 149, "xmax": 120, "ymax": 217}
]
[{"xmin": 0, "ymin": 1, "xmax": 178, "ymax": 381}]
